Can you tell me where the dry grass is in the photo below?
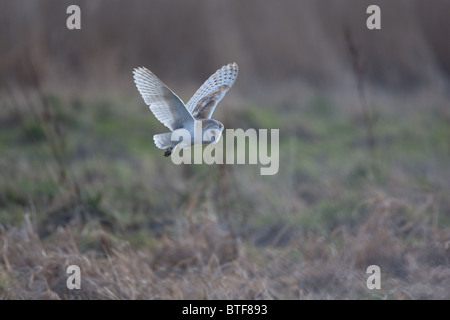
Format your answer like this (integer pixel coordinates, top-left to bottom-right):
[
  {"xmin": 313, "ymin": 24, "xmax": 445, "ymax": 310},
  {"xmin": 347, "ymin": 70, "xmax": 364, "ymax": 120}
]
[{"xmin": 1, "ymin": 188, "xmax": 449, "ymax": 299}]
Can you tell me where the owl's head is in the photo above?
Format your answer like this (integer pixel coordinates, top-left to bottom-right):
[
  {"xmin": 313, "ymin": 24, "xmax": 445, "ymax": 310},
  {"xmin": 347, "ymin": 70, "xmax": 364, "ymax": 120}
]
[{"xmin": 202, "ymin": 119, "xmax": 224, "ymax": 144}]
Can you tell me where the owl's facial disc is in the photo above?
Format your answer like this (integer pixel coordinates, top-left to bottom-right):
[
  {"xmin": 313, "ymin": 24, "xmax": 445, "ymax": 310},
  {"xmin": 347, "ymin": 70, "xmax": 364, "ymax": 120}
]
[
  {"xmin": 203, "ymin": 127, "xmax": 222, "ymax": 144},
  {"xmin": 201, "ymin": 120, "xmax": 224, "ymax": 144},
  {"xmin": 211, "ymin": 129, "xmax": 222, "ymax": 142}
]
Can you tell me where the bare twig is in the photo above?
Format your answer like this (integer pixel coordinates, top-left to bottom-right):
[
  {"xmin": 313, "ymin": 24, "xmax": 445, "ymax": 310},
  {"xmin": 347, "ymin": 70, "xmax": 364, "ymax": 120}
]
[{"xmin": 344, "ymin": 27, "xmax": 378, "ymax": 172}]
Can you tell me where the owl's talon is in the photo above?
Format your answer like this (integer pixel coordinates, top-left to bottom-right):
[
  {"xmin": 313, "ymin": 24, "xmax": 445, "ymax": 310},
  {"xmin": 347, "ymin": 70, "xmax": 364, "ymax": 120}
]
[{"xmin": 164, "ymin": 149, "xmax": 172, "ymax": 157}]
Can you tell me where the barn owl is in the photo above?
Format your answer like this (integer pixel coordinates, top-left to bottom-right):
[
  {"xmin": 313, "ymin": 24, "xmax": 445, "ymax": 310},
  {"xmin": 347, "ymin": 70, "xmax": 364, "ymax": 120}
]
[{"xmin": 133, "ymin": 63, "xmax": 238, "ymax": 156}]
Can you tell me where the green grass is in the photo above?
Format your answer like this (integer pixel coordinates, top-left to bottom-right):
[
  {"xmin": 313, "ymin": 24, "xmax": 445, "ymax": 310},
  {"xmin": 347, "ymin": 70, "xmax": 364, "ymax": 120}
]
[
  {"xmin": 2, "ymin": 89, "xmax": 449, "ymax": 234},
  {"xmin": 0, "ymin": 87, "xmax": 449, "ymax": 299}
]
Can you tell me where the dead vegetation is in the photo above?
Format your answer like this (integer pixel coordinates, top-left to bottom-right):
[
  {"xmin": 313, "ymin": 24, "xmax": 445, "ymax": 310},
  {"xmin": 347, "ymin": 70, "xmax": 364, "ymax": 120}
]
[{"xmin": 1, "ymin": 187, "xmax": 449, "ymax": 299}]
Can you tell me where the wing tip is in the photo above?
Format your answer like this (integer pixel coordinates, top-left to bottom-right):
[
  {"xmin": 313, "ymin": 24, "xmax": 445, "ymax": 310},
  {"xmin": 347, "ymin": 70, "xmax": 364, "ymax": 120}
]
[
  {"xmin": 132, "ymin": 66, "xmax": 143, "ymax": 74},
  {"xmin": 132, "ymin": 66, "xmax": 153, "ymax": 79},
  {"xmin": 222, "ymin": 62, "xmax": 239, "ymax": 78},
  {"xmin": 228, "ymin": 62, "xmax": 238, "ymax": 71}
]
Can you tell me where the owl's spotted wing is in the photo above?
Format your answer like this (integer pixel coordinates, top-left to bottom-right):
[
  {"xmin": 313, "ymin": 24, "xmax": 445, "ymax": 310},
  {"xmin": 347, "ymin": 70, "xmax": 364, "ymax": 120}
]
[
  {"xmin": 186, "ymin": 63, "xmax": 238, "ymax": 120},
  {"xmin": 133, "ymin": 67, "xmax": 194, "ymax": 131}
]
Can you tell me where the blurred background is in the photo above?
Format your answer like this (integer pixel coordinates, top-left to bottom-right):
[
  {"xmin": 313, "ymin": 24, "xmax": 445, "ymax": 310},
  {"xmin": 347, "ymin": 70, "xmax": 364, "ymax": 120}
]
[
  {"xmin": 2, "ymin": 0, "xmax": 450, "ymax": 91},
  {"xmin": 0, "ymin": 0, "xmax": 449, "ymax": 299}
]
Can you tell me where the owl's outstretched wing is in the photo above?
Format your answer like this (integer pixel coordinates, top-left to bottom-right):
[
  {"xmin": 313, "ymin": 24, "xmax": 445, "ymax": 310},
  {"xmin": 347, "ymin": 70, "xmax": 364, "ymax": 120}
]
[
  {"xmin": 133, "ymin": 67, "xmax": 194, "ymax": 131},
  {"xmin": 186, "ymin": 63, "xmax": 238, "ymax": 120}
]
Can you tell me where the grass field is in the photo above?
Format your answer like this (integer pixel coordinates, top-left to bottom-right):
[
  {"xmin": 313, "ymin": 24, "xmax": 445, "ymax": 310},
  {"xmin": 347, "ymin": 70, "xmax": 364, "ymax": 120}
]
[
  {"xmin": 1, "ymin": 1, "xmax": 449, "ymax": 299},
  {"xmin": 1, "ymin": 81, "xmax": 449, "ymax": 299}
]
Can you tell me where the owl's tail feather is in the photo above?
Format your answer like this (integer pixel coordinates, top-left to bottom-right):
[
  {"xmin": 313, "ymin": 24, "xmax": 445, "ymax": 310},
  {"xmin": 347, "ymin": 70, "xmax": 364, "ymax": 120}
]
[{"xmin": 153, "ymin": 132, "xmax": 172, "ymax": 149}]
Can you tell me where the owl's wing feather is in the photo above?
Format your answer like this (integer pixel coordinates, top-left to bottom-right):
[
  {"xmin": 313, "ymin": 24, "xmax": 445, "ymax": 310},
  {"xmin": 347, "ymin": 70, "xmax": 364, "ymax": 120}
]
[
  {"xmin": 133, "ymin": 67, "xmax": 194, "ymax": 131},
  {"xmin": 186, "ymin": 63, "xmax": 238, "ymax": 120}
]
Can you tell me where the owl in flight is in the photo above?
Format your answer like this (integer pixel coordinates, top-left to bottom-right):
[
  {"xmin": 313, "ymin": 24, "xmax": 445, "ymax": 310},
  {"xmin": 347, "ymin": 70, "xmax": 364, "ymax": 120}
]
[{"xmin": 133, "ymin": 63, "xmax": 238, "ymax": 157}]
